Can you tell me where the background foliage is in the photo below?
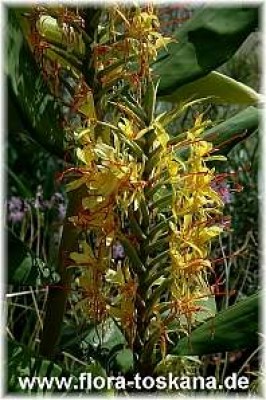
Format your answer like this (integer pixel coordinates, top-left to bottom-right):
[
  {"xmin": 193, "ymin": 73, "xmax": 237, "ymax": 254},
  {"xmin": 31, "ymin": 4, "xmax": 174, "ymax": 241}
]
[{"xmin": 6, "ymin": 4, "xmax": 261, "ymax": 395}]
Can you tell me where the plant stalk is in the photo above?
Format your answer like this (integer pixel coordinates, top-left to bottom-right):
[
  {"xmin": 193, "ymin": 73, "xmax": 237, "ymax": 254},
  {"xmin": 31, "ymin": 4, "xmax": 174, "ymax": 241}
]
[{"xmin": 39, "ymin": 189, "xmax": 83, "ymax": 358}]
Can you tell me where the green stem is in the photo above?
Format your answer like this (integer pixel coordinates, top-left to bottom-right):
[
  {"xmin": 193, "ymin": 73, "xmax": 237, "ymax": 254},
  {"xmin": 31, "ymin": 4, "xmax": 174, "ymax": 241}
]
[{"xmin": 39, "ymin": 189, "xmax": 83, "ymax": 358}]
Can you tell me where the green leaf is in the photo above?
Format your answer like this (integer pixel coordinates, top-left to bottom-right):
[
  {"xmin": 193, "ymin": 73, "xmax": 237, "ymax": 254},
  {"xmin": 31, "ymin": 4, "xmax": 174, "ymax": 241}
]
[
  {"xmin": 36, "ymin": 15, "xmax": 85, "ymax": 57},
  {"xmin": 173, "ymin": 106, "xmax": 259, "ymax": 159},
  {"xmin": 58, "ymin": 321, "xmax": 95, "ymax": 352},
  {"xmin": 7, "ymin": 9, "xmax": 65, "ymax": 158},
  {"xmin": 84, "ymin": 318, "xmax": 126, "ymax": 351},
  {"xmin": 7, "ymin": 339, "xmax": 65, "ymax": 393},
  {"xmin": 148, "ymin": 250, "xmax": 169, "ymax": 269},
  {"xmin": 195, "ymin": 296, "xmax": 217, "ymax": 324},
  {"xmin": 203, "ymin": 106, "xmax": 259, "ymax": 154},
  {"xmin": 144, "ymin": 265, "xmax": 170, "ymax": 290},
  {"xmin": 7, "ymin": 229, "xmax": 38, "ymax": 285},
  {"xmin": 173, "ymin": 293, "xmax": 260, "ymax": 356},
  {"xmin": 143, "ymin": 79, "xmax": 160, "ymax": 124},
  {"xmin": 162, "ymin": 71, "xmax": 259, "ymax": 105},
  {"xmin": 154, "ymin": 7, "xmax": 258, "ymax": 96},
  {"xmin": 117, "ymin": 233, "xmax": 146, "ymax": 274},
  {"xmin": 146, "ymin": 278, "xmax": 172, "ymax": 317},
  {"xmin": 7, "ymin": 167, "xmax": 33, "ymax": 198},
  {"xmin": 129, "ymin": 211, "xmax": 147, "ymax": 240},
  {"xmin": 113, "ymin": 349, "xmax": 134, "ymax": 374},
  {"xmin": 83, "ymin": 319, "xmax": 133, "ymax": 376}
]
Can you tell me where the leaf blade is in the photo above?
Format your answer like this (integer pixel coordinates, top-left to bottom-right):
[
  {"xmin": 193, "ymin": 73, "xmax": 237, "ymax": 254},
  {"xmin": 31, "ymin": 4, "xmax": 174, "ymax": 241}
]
[
  {"xmin": 173, "ymin": 293, "xmax": 260, "ymax": 356},
  {"xmin": 7, "ymin": 229, "xmax": 38, "ymax": 285},
  {"xmin": 7, "ymin": 9, "xmax": 65, "ymax": 158},
  {"xmin": 162, "ymin": 71, "xmax": 260, "ymax": 105},
  {"xmin": 154, "ymin": 7, "xmax": 258, "ymax": 96}
]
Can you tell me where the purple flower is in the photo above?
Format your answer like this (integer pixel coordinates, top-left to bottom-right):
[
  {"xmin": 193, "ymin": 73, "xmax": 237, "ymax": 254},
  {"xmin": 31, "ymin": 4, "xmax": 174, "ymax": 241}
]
[
  {"xmin": 7, "ymin": 196, "xmax": 27, "ymax": 223},
  {"xmin": 57, "ymin": 203, "xmax": 66, "ymax": 221},
  {"xmin": 51, "ymin": 192, "xmax": 65, "ymax": 205},
  {"xmin": 7, "ymin": 189, "xmax": 67, "ymax": 225},
  {"xmin": 211, "ymin": 181, "xmax": 231, "ymax": 204},
  {"xmin": 112, "ymin": 241, "xmax": 125, "ymax": 261},
  {"xmin": 50, "ymin": 192, "xmax": 66, "ymax": 221},
  {"xmin": 8, "ymin": 196, "xmax": 23, "ymax": 212}
]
